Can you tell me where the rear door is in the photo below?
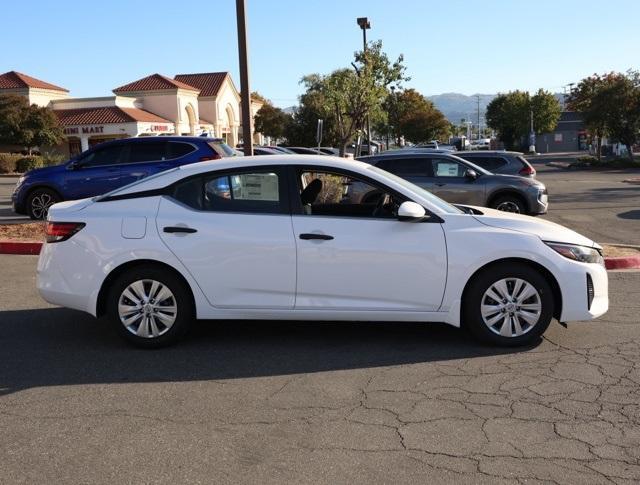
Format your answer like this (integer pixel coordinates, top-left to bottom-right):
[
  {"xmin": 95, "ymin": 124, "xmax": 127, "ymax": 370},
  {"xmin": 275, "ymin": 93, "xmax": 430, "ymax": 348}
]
[
  {"xmin": 62, "ymin": 142, "xmax": 125, "ymax": 199},
  {"xmin": 156, "ymin": 166, "xmax": 296, "ymax": 309},
  {"xmin": 119, "ymin": 140, "xmax": 173, "ymax": 186}
]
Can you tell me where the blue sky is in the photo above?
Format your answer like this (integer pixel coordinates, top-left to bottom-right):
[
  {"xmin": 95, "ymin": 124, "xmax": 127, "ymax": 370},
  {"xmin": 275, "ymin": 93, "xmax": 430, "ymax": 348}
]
[{"xmin": 2, "ymin": 0, "xmax": 639, "ymax": 107}]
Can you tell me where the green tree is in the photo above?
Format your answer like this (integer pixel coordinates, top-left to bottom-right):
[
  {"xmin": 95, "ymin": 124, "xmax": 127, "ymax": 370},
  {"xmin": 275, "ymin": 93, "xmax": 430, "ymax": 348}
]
[
  {"xmin": 254, "ymin": 103, "xmax": 291, "ymax": 142},
  {"xmin": 600, "ymin": 71, "xmax": 640, "ymax": 161},
  {"xmin": 0, "ymin": 94, "xmax": 64, "ymax": 153},
  {"xmin": 293, "ymin": 41, "xmax": 407, "ymax": 155},
  {"xmin": 387, "ymin": 89, "xmax": 448, "ymax": 144},
  {"xmin": 486, "ymin": 90, "xmax": 561, "ymax": 150}
]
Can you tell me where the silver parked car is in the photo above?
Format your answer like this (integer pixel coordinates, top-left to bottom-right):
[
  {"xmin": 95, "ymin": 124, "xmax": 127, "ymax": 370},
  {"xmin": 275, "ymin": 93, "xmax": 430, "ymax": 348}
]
[{"xmin": 354, "ymin": 152, "xmax": 548, "ymax": 214}]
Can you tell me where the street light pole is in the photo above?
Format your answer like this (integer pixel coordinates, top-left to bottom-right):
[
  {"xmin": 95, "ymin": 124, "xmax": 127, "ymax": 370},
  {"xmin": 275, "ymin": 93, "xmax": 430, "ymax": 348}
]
[
  {"xmin": 357, "ymin": 17, "xmax": 371, "ymax": 155},
  {"xmin": 236, "ymin": 0, "xmax": 253, "ymax": 156}
]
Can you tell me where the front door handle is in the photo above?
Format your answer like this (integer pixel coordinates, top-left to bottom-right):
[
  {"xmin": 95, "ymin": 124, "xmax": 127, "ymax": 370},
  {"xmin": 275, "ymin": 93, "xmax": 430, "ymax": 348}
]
[
  {"xmin": 299, "ymin": 233, "xmax": 333, "ymax": 241},
  {"xmin": 435, "ymin": 182, "xmax": 446, "ymax": 187},
  {"xmin": 164, "ymin": 226, "xmax": 197, "ymax": 234}
]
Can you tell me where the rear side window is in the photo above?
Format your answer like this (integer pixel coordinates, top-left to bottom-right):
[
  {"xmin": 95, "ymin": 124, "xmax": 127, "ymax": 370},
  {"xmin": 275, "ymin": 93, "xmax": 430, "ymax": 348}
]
[
  {"xmin": 464, "ymin": 156, "xmax": 508, "ymax": 171},
  {"xmin": 128, "ymin": 142, "xmax": 168, "ymax": 163},
  {"xmin": 377, "ymin": 158, "xmax": 431, "ymax": 176},
  {"xmin": 170, "ymin": 168, "xmax": 286, "ymax": 214},
  {"xmin": 168, "ymin": 142, "xmax": 196, "ymax": 159},
  {"xmin": 207, "ymin": 140, "xmax": 236, "ymax": 157}
]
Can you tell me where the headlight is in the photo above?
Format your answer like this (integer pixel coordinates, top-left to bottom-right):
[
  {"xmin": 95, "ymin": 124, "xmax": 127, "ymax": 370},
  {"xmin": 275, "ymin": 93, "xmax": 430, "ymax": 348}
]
[{"xmin": 545, "ymin": 242, "xmax": 604, "ymax": 265}]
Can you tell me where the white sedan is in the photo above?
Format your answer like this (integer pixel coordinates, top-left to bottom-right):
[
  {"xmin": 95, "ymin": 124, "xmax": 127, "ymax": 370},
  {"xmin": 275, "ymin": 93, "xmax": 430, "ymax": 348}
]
[{"xmin": 37, "ymin": 156, "xmax": 608, "ymax": 348}]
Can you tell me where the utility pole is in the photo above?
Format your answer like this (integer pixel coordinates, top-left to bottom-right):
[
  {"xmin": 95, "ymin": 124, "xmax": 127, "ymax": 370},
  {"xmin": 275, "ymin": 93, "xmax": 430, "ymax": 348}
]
[
  {"xmin": 236, "ymin": 0, "xmax": 253, "ymax": 156},
  {"xmin": 476, "ymin": 94, "xmax": 481, "ymax": 140},
  {"xmin": 357, "ymin": 17, "xmax": 371, "ymax": 155}
]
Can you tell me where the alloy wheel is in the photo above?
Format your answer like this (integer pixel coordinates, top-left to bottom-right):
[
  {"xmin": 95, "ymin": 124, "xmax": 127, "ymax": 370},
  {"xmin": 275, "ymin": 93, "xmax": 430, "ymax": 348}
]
[
  {"xmin": 495, "ymin": 201, "xmax": 521, "ymax": 213},
  {"xmin": 31, "ymin": 192, "xmax": 56, "ymax": 219},
  {"xmin": 480, "ymin": 278, "xmax": 542, "ymax": 337},
  {"xmin": 118, "ymin": 279, "xmax": 177, "ymax": 338}
]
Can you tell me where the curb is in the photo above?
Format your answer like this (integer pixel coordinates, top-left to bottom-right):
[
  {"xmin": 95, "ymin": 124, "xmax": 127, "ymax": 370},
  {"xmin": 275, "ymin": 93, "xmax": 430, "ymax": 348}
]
[
  {"xmin": 605, "ymin": 255, "xmax": 640, "ymax": 270},
  {"xmin": 0, "ymin": 240, "xmax": 42, "ymax": 255}
]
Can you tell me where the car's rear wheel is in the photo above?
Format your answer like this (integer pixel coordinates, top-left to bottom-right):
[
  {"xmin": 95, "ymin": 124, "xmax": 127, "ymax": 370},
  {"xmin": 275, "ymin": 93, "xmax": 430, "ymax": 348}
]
[
  {"xmin": 491, "ymin": 195, "xmax": 526, "ymax": 214},
  {"xmin": 107, "ymin": 265, "xmax": 193, "ymax": 348},
  {"xmin": 27, "ymin": 188, "xmax": 61, "ymax": 220},
  {"xmin": 463, "ymin": 263, "xmax": 554, "ymax": 346}
]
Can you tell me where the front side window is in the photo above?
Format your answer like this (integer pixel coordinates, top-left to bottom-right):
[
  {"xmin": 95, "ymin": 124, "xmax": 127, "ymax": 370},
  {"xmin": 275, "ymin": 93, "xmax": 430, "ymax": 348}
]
[
  {"xmin": 297, "ymin": 169, "xmax": 403, "ymax": 219},
  {"xmin": 171, "ymin": 168, "xmax": 285, "ymax": 214},
  {"xmin": 432, "ymin": 159, "xmax": 467, "ymax": 177},
  {"xmin": 79, "ymin": 144, "xmax": 124, "ymax": 167}
]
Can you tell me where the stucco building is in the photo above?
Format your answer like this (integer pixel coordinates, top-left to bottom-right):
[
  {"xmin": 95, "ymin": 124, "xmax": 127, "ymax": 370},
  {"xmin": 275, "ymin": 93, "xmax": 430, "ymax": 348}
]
[{"xmin": 0, "ymin": 70, "xmax": 264, "ymax": 156}]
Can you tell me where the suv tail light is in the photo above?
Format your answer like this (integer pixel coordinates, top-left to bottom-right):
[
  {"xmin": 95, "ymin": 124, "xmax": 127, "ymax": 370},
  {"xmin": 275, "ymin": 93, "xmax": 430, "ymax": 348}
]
[
  {"xmin": 45, "ymin": 222, "xmax": 85, "ymax": 243},
  {"xmin": 519, "ymin": 165, "xmax": 536, "ymax": 176},
  {"xmin": 199, "ymin": 154, "xmax": 221, "ymax": 162}
]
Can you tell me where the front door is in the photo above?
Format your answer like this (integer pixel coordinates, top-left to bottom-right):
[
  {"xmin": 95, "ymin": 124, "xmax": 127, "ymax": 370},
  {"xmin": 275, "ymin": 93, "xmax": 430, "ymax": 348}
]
[
  {"xmin": 428, "ymin": 158, "xmax": 484, "ymax": 205},
  {"xmin": 63, "ymin": 142, "xmax": 125, "ymax": 199},
  {"xmin": 156, "ymin": 166, "xmax": 296, "ymax": 309},
  {"xmin": 291, "ymin": 167, "xmax": 447, "ymax": 311}
]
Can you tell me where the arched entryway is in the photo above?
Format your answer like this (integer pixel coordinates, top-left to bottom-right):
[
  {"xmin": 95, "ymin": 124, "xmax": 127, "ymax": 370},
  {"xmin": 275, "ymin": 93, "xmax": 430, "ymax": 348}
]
[{"xmin": 183, "ymin": 103, "xmax": 197, "ymax": 135}]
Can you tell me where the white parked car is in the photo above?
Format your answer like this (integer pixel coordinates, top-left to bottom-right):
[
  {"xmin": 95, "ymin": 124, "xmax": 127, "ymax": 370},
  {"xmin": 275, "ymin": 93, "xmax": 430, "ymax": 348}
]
[{"xmin": 37, "ymin": 156, "xmax": 608, "ymax": 348}]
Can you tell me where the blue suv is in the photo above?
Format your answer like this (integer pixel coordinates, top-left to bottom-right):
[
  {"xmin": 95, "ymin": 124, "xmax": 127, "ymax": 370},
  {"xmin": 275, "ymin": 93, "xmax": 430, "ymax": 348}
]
[{"xmin": 13, "ymin": 136, "xmax": 235, "ymax": 219}]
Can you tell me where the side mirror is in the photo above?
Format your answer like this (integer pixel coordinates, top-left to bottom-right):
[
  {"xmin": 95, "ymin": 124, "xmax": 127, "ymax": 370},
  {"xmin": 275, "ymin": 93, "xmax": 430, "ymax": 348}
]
[
  {"xmin": 397, "ymin": 201, "xmax": 427, "ymax": 222},
  {"xmin": 465, "ymin": 169, "xmax": 478, "ymax": 180},
  {"xmin": 67, "ymin": 160, "xmax": 80, "ymax": 170}
]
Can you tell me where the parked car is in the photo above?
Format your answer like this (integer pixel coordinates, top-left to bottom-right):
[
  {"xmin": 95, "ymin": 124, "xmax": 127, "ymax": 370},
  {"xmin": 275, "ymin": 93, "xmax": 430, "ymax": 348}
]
[
  {"xmin": 252, "ymin": 147, "xmax": 282, "ymax": 155},
  {"xmin": 12, "ymin": 137, "xmax": 235, "ymax": 220},
  {"xmin": 456, "ymin": 151, "xmax": 536, "ymax": 177},
  {"xmin": 356, "ymin": 152, "xmax": 548, "ymax": 214},
  {"xmin": 265, "ymin": 146, "xmax": 295, "ymax": 154},
  {"xmin": 284, "ymin": 147, "xmax": 326, "ymax": 155},
  {"xmin": 38, "ymin": 155, "xmax": 607, "ymax": 348}
]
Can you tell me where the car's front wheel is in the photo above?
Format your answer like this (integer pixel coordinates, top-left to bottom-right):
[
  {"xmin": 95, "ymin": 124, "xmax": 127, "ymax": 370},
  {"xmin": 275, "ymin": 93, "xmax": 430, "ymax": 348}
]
[
  {"xmin": 463, "ymin": 263, "xmax": 554, "ymax": 346},
  {"xmin": 107, "ymin": 265, "xmax": 193, "ymax": 348},
  {"xmin": 491, "ymin": 195, "xmax": 526, "ymax": 214},
  {"xmin": 27, "ymin": 188, "xmax": 61, "ymax": 220}
]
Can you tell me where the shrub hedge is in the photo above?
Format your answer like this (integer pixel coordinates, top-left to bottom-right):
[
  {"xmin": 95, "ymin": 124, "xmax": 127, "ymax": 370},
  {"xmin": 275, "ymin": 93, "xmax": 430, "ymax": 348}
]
[
  {"xmin": 0, "ymin": 153, "xmax": 23, "ymax": 173},
  {"xmin": 0, "ymin": 152, "xmax": 67, "ymax": 173}
]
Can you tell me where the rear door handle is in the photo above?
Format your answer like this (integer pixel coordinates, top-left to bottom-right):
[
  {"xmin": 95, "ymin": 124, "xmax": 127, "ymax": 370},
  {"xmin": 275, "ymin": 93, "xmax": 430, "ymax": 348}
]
[
  {"xmin": 435, "ymin": 183, "xmax": 446, "ymax": 187},
  {"xmin": 163, "ymin": 226, "xmax": 197, "ymax": 234},
  {"xmin": 299, "ymin": 233, "xmax": 333, "ymax": 241}
]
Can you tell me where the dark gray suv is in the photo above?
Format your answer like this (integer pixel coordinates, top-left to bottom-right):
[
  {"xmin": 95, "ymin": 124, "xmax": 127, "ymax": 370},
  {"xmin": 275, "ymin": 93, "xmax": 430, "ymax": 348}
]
[
  {"xmin": 356, "ymin": 152, "xmax": 548, "ymax": 214},
  {"xmin": 455, "ymin": 151, "xmax": 537, "ymax": 177}
]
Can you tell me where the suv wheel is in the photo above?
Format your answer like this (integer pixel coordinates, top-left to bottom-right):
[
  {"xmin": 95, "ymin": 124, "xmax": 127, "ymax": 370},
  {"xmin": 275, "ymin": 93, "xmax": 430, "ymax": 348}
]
[
  {"xmin": 107, "ymin": 265, "xmax": 193, "ymax": 348},
  {"xmin": 463, "ymin": 263, "xmax": 554, "ymax": 346},
  {"xmin": 27, "ymin": 188, "xmax": 61, "ymax": 220},
  {"xmin": 491, "ymin": 195, "xmax": 526, "ymax": 214}
]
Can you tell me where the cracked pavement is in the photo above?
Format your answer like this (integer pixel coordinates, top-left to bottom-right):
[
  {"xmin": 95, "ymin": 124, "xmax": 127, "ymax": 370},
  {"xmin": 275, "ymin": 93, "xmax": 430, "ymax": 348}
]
[{"xmin": 0, "ymin": 255, "xmax": 639, "ymax": 484}]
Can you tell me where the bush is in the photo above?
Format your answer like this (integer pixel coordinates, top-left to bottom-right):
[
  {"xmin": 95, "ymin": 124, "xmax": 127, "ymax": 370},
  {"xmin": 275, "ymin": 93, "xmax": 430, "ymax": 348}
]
[
  {"xmin": 0, "ymin": 153, "xmax": 22, "ymax": 173},
  {"xmin": 15, "ymin": 156, "xmax": 44, "ymax": 173},
  {"xmin": 42, "ymin": 153, "xmax": 66, "ymax": 167}
]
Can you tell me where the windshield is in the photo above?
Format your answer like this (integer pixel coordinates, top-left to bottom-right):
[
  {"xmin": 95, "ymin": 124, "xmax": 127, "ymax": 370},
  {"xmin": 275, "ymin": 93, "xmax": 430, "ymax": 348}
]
[{"xmin": 367, "ymin": 165, "xmax": 463, "ymax": 214}]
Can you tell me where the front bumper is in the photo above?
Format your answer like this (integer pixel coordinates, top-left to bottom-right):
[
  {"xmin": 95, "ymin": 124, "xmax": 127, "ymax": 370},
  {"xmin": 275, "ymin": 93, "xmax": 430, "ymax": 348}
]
[
  {"xmin": 527, "ymin": 187, "xmax": 548, "ymax": 215},
  {"xmin": 11, "ymin": 190, "xmax": 26, "ymax": 215},
  {"xmin": 558, "ymin": 260, "xmax": 608, "ymax": 322}
]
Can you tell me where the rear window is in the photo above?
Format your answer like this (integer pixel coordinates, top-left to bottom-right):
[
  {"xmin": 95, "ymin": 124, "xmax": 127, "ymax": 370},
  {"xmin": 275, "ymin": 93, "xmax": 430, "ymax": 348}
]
[
  {"xmin": 207, "ymin": 140, "xmax": 236, "ymax": 157},
  {"xmin": 168, "ymin": 142, "xmax": 196, "ymax": 159},
  {"xmin": 463, "ymin": 156, "xmax": 508, "ymax": 171}
]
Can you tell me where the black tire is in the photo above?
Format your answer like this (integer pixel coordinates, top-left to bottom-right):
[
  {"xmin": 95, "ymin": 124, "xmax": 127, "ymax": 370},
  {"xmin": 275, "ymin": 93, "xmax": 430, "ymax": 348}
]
[
  {"xmin": 491, "ymin": 195, "xmax": 526, "ymax": 214},
  {"xmin": 463, "ymin": 263, "xmax": 554, "ymax": 347},
  {"xmin": 27, "ymin": 188, "xmax": 61, "ymax": 220},
  {"xmin": 106, "ymin": 265, "xmax": 193, "ymax": 348}
]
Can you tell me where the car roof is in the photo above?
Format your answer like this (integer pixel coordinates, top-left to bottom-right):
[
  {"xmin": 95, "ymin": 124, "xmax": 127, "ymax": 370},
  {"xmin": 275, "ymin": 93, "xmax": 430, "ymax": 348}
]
[
  {"xmin": 456, "ymin": 150, "xmax": 523, "ymax": 156},
  {"xmin": 86, "ymin": 136, "xmax": 224, "ymax": 149}
]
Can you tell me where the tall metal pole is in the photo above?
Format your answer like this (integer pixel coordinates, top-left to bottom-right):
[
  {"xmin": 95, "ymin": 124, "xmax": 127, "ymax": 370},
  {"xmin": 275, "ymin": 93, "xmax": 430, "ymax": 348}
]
[
  {"xmin": 236, "ymin": 0, "xmax": 253, "ymax": 156},
  {"xmin": 476, "ymin": 95, "xmax": 481, "ymax": 140},
  {"xmin": 363, "ymin": 28, "xmax": 371, "ymax": 154}
]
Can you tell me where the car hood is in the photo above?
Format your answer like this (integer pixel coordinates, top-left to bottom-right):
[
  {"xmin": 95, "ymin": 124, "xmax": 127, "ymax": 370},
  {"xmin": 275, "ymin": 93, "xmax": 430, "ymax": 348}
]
[
  {"xmin": 24, "ymin": 163, "xmax": 68, "ymax": 178},
  {"xmin": 469, "ymin": 206, "xmax": 596, "ymax": 248}
]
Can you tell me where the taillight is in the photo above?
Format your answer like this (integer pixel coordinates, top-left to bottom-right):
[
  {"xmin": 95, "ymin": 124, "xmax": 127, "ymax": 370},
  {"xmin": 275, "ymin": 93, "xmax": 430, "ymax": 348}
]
[
  {"xmin": 45, "ymin": 222, "xmax": 85, "ymax": 243},
  {"xmin": 519, "ymin": 165, "xmax": 536, "ymax": 176},
  {"xmin": 200, "ymin": 154, "xmax": 221, "ymax": 162}
]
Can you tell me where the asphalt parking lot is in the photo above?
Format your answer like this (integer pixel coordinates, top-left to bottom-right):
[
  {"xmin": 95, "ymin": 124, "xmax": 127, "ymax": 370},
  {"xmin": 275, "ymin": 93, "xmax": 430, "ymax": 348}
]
[{"xmin": 1, "ymin": 255, "xmax": 639, "ymax": 484}]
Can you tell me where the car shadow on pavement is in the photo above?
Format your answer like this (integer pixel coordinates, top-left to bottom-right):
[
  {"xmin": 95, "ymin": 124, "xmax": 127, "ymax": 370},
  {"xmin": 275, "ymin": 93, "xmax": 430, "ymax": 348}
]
[
  {"xmin": 0, "ymin": 307, "xmax": 538, "ymax": 396},
  {"xmin": 618, "ymin": 209, "xmax": 640, "ymax": 220}
]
